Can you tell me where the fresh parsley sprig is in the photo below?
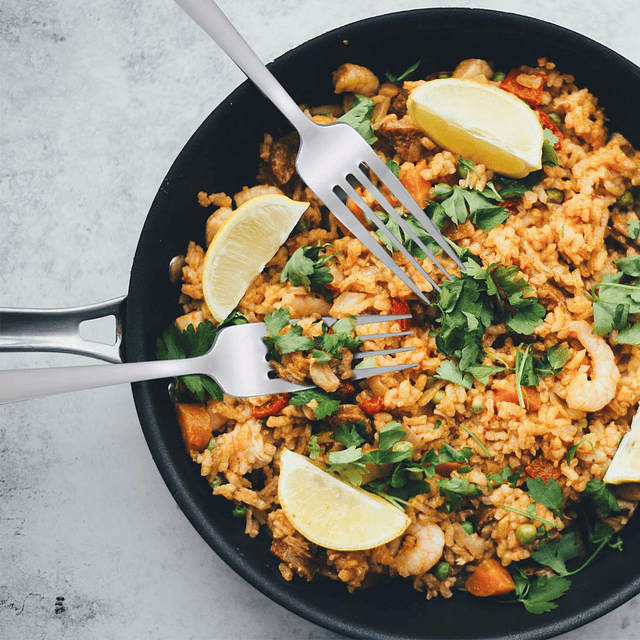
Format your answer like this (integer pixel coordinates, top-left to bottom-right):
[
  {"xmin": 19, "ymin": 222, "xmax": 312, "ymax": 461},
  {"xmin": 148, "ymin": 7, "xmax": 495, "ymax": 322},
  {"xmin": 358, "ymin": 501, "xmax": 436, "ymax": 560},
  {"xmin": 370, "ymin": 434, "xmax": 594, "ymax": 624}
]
[
  {"xmin": 156, "ymin": 311, "xmax": 249, "ymax": 401},
  {"xmin": 280, "ymin": 243, "xmax": 337, "ymax": 291},
  {"xmin": 338, "ymin": 94, "xmax": 377, "ymax": 145}
]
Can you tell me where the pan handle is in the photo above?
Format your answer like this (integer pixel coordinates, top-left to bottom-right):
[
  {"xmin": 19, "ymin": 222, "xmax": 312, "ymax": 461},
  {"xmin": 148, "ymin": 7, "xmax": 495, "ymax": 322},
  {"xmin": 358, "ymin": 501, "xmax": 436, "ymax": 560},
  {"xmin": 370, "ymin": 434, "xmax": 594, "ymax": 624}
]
[{"xmin": 0, "ymin": 297, "xmax": 126, "ymax": 364}]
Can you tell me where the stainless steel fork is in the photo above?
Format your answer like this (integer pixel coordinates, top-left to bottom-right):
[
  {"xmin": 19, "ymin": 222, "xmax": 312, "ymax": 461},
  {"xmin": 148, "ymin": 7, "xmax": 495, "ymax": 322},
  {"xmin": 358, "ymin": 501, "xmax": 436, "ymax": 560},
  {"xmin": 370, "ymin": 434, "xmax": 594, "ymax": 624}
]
[
  {"xmin": 174, "ymin": 0, "xmax": 464, "ymax": 304},
  {"xmin": 0, "ymin": 314, "xmax": 416, "ymax": 404}
]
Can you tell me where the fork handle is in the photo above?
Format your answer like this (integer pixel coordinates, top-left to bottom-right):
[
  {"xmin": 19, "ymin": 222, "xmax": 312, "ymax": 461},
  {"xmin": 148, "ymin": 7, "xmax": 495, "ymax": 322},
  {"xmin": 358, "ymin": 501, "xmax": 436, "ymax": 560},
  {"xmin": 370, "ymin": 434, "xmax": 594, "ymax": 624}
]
[
  {"xmin": 174, "ymin": 0, "xmax": 316, "ymax": 136},
  {"xmin": 0, "ymin": 356, "xmax": 204, "ymax": 405}
]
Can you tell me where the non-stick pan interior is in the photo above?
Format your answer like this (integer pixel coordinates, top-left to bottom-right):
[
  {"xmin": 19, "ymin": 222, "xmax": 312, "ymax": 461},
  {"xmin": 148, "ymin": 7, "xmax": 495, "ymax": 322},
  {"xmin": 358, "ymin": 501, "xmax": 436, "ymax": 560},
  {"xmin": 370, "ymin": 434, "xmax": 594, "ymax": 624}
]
[{"xmin": 126, "ymin": 9, "xmax": 640, "ymax": 640}]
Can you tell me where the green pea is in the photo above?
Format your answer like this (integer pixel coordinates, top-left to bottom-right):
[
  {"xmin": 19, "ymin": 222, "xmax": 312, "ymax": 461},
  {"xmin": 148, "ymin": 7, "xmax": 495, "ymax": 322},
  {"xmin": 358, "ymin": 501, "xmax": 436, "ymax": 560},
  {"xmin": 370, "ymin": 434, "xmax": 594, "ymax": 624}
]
[
  {"xmin": 548, "ymin": 112, "xmax": 562, "ymax": 127},
  {"xmin": 208, "ymin": 476, "xmax": 222, "ymax": 488},
  {"xmin": 207, "ymin": 436, "xmax": 218, "ymax": 451},
  {"xmin": 432, "ymin": 389, "xmax": 446, "ymax": 405},
  {"xmin": 491, "ymin": 71, "xmax": 506, "ymax": 83},
  {"xmin": 232, "ymin": 504, "xmax": 247, "ymax": 518},
  {"xmin": 617, "ymin": 190, "xmax": 634, "ymax": 207},
  {"xmin": 545, "ymin": 188, "xmax": 564, "ymax": 204},
  {"xmin": 516, "ymin": 523, "xmax": 538, "ymax": 544},
  {"xmin": 461, "ymin": 521, "xmax": 474, "ymax": 535},
  {"xmin": 435, "ymin": 561, "xmax": 451, "ymax": 580},
  {"xmin": 392, "ymin": 441, "xmax": 414, "ymax": 455}
]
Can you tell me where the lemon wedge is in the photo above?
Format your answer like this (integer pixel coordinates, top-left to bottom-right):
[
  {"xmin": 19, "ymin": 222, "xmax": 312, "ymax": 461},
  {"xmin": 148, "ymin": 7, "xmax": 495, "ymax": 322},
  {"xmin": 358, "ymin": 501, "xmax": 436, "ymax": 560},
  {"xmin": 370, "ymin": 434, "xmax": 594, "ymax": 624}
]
[
  {"xmin": 278, "ymin": 448, "xmax": 410, "ymax": 551},
  {"xmin": 202, "ymin": 194, "xmax": 308, "ymax": 321},
  {"xmin": 407, "ymin": 78, "xmax": 544, "ymax": 178},
  {"xmin": 604, "ymin": 407, "xmax": 640, "ymax": 484}
]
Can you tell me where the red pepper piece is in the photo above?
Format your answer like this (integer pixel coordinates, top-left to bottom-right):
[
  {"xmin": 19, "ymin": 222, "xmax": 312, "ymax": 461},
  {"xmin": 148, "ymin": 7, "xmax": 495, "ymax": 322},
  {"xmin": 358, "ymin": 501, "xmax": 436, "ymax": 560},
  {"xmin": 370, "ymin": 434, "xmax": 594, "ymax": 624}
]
[
  {"xmin": 500, "ymin": 69, "xmax": 548, "ymax": 106},
  {"xmin": 391, "ymin": 300, "xmax": 411, "ymax": 331},
  {"xmin": 525, "ymin": 456, "xmax": 562, "ymax": 482},
  {"xmin": 251, "ymin": 393, "xmax": 291, "ymax": 419},
  {"xmin": 358, "ymin": 397, "xmax": 386, "ymax": 415}
]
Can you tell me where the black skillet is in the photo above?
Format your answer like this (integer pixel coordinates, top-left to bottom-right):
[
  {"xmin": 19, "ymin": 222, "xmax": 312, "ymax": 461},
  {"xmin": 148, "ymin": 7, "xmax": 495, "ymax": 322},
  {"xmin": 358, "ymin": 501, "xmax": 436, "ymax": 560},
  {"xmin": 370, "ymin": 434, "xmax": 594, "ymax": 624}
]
[{"xmin": 125, "ymin": 8, "xmax": 640, "ymax": 640}]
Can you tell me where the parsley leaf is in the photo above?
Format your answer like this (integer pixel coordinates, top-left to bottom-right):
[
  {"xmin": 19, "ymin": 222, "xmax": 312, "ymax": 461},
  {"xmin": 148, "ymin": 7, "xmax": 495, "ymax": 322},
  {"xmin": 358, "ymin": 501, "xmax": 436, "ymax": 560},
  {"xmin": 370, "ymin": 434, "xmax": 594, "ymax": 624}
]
[
  {"xmin": 289, "ymin": 389, "xmax": 341, "ymax": 420},
  {"xmin": 280, "ymin": 243, "xmax": 336, "ymax": 291},
  {"xmin": 588, "ymin": 271, "xmax": 640, "ymax": 342},
  {"xmin": 437, "ymin": 476, "xmax": 483, "ymax": 512},
  {"xmin": 306, "ymin": 434, "xmax": 322, "ymax": 459},
  {"xmin": 262, "ymin": 307, "xmax": 315, "ymax": 357},
  {"xmin": 542, "ymin": 129, "xmax": 560, "ymax": 167},
  {"xmin": 331, "ymin": 421, "xmax": 366, "ymax": 448},
  {"xmin": 338, "ymin": 94, "xmax": 377, "ymax": 145},
  {"xmin": 535, "ymin": 344, "xmax": 570, "ymax": 377},
  {"xmin": 530, "ymin": 532, "xmax": 583, "ymax": 576},
  {"xmin": 615, "ymin": 255, "xmax": 640, "ymax": 277},
  {"xmin": 316, "ymin": 316, "xmax": 362, "ymax": 359},
  {"xmin": 156, "ymin": 312, "xmax": 248, "ymax": 401},
  {"xmin": 527, "ymin": 477, "xmax": 563, "ymax": 517},
  {"xmin": 515, "ymin": 573, "xmax": 572, "ymax": 614},
  {"xmin": 583, "ymin": 479, "xmax": 621, "ymax": 518},
  {"xmin": 628, "ymin": 219, "xmax": 640, "ymax": 240},
  {"xmin": 435, "ymin": 360, "xmax": 473, "ymax": 389}
]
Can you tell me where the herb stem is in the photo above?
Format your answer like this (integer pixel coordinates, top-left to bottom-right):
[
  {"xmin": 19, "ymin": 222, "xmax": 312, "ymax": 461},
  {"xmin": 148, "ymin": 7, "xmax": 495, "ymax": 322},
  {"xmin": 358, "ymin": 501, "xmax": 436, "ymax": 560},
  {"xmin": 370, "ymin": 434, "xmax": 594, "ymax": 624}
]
[
  {"xmin": 460, "ymin": 424, "xmax": 492, "ymax": 459},
  {"xmin": 502, "ymin": 505, "xmax": 559, "ymax": 528}
]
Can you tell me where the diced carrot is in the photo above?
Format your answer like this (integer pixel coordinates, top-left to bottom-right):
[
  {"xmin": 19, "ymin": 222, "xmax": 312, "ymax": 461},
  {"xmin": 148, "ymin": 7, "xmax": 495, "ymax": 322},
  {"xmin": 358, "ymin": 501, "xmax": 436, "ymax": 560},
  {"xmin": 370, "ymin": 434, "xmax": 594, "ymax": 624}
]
[
  {"xmin": 400, "ymin": 159, "xmax": 430, "ymax": 209},
  {"xmin": 465, "ymin": 558, "xmax": 516, "ymax": 597},
  {"xmin": 500, "ymin": 69, "xmax": 548, "ymax": 106},
  {"xmin": 175, "ymin": 402, "xmax": 213, "ymax": 451},
  {"xmin": 525, "ymin": 456, "xmax": 562, "ymax": 482},
  {"xmin": 251, "ymin": 393, "xmax": 290, "ymax": 419},
  {"xmin": 358, "ymin": 397, "xmax": 386, "ymax": 415},
  {"xmin": 493, "ymin": 386, "xmax": 541, "ymax": 412},
  {"xmin": 391, "ymin": 300, "xmax": 411, "ymax": 331}
]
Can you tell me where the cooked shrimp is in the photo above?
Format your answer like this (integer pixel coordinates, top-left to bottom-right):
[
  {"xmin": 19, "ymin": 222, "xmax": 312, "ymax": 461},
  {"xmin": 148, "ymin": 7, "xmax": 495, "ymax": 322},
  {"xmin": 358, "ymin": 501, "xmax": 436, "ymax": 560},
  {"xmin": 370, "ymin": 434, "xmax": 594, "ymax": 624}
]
[
  {"xmin": 234, "ymin": 184, "xmax": 283, "ymax": 207},
  {"xmin": 565, "ymin": 320, "xmax": 620, "ymax": 412},
  {"xmin": 332, "ymin": 63, "xmax": 380, "ymax": 97},
  {"xmin": 452, "ymin": 58, "xmax": 493, "ymax": 82},
  {"xmin": 392, "ymin": 521, "xmax": 445, "ymax": 577}
]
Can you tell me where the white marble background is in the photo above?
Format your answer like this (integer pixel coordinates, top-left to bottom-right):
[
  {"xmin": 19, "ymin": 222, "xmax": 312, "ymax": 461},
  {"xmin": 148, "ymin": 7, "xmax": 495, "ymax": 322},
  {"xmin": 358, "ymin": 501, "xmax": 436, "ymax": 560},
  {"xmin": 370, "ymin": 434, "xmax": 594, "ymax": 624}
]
[{"xmin": 1, "ymin": 0, "xmax": 639, "ymax": 638}]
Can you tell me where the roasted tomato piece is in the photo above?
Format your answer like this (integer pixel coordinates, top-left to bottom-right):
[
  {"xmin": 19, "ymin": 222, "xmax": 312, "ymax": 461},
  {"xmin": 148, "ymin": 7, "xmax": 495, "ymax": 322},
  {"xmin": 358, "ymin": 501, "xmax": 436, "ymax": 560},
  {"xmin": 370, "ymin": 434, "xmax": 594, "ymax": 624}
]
[
  {"xmin": 358, "ymin": 397, "xmax": 386, "ymax": 415},
  {"xmin": 525, "ymin": 456, "xmax": 562, "ymax": 482},
  {"xmin": 500, "ymin": 69, "xmax": 548, "ymax": 106},
  {"xmin": 251, "ymin": 393, "xmax": 291, "ymax": 419}
]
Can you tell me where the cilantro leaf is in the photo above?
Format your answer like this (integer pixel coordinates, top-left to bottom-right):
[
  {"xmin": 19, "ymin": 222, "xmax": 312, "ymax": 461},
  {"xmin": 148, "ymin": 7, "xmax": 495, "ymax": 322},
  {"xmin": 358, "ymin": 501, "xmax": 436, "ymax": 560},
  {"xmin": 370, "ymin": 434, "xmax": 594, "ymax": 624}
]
[
  {"xmin": 385, "ymin": 159, "xmax": 401, "ymax": 177},
  {"xmin": 281, "ymin": 243, "xmax": 336, "ymax": 291},
  {"xmin": 527, "ymin": 477, "xmax": 563, "ymax": 517},
  {"xmin": 583, "ymin": 479, "xmax": 621, "ymax": 517},
  {"xmin": 616, "ymin": 322, "xmax": 640, "ymax": 344},
  {"xmin": 327, "ymin": 447, "xmax": 367, "ymax": 485},
  {"xmin": 497, "ymin": 179, "xmax": 532, "ymax": 199},
  {"xmin": 317, "ymin": 316, "xmax": 362, "ymax": 358},
  {"xmin": 628, "ymin": 219, "xmax": 640, "ymax": 240},
  {"xmin": 289, "ymin": 389, "xmax": 341, "ymax": 419},
  {"xmin": 306, "ymin": 434, "xmax": 322, "ymax": 460},
  {"xmin": 338, "ymin": 94, "xmax": 377, "ymax": 144},
  {"xmin": 530, "ymin": 532, "xmax": 583, "ymax": 576},
  {"xmin": 377, "ymin": 420, "xmax": 406, "ymax": 450}
]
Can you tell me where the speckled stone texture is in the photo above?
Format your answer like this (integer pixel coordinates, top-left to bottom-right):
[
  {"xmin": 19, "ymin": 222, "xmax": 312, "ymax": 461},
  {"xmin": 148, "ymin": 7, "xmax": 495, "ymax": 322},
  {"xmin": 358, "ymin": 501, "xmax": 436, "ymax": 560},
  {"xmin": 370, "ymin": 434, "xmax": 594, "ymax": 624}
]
[{"xmin": 1, "ymin": 1, "xmax": 639, "ymax": 639}]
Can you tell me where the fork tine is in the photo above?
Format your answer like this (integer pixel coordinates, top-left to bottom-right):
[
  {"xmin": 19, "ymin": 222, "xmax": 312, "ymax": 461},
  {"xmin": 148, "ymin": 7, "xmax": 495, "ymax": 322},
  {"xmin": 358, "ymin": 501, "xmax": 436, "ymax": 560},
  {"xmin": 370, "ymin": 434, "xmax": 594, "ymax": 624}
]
[
  {"xmin": 340, "ymin": 181, "xmax": 441, "ymax": 296},
  {"xmin": 322, "ymin": 313, "xmax": 412, "ymax": 327},
  {"xmin": 352, "ymin": 362, "xmax": 418, "ymax": 380},
  {"xmin": 320, "ymin": 189, "xmax": 431, "ymax": 304},
  {"xmin": 361, "ymin": 149, "xmax": 465, "ymax": 272},
  {"xmin": 352, "ymin": 346, "xmax": 415, "ymax": 359},
  {"xmin": 354, "ymin": 164, "xmax": 450, "ymax": 284},
  {"xmin": 358, "ymin": 330, "xmax": 413, "ymax": 341}
]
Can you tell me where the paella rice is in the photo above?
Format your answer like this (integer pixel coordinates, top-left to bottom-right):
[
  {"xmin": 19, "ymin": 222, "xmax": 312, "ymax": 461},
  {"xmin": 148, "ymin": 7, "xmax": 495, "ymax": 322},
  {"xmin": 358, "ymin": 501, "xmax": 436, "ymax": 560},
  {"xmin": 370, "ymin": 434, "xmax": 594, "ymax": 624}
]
[{"xmin": 162, "ymin": 57, "xmax": 640, "ymax": 606}]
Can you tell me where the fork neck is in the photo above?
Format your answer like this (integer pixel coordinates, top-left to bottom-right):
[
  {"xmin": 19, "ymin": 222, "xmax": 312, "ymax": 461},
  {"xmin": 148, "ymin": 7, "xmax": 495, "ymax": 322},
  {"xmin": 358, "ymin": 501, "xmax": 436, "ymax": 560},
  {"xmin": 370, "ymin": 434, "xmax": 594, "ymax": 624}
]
[{"xmin": 174, "ymin": 0, "xmax": 317, "ymax": 137}]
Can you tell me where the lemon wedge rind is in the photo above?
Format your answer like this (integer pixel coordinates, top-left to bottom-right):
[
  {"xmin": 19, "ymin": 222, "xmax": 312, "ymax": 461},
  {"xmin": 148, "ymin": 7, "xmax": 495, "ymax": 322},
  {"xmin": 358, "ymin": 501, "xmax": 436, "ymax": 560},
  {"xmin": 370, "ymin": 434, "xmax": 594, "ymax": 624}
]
[
  {"xmin": 202, "ymin": 194, "xmax": 308, "ymax": 322},
  {"xmin": 604, "ymin": 406, "xmax": 640, "ymax": 484},
  {"xmin": 407, "ymin": 78, "xmax": 544, "ymax": 179},
  {"xmin": 278, "ymin": 448, "xmax": 411, "ymax": 551}
]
